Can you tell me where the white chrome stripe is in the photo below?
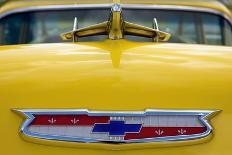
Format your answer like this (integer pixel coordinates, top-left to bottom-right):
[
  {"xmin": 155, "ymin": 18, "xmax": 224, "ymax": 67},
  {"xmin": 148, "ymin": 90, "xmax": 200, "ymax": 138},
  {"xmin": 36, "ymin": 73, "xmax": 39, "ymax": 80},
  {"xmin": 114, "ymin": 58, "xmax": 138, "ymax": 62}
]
[
  {"xmin": 29, "ymin": 125, "xmax": 111, "ymax": 140},
  {"xmin": 124, "ymin": 115, "xmax": 203, "ymax": 127}
]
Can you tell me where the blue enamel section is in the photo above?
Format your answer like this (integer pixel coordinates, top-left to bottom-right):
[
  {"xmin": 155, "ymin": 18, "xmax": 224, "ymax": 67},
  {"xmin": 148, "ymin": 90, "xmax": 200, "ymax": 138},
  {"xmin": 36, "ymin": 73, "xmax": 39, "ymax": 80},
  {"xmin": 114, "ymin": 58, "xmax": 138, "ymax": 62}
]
[{"xmin": 92, "ymin": 121, "xmax": 142, "ymax": 136}]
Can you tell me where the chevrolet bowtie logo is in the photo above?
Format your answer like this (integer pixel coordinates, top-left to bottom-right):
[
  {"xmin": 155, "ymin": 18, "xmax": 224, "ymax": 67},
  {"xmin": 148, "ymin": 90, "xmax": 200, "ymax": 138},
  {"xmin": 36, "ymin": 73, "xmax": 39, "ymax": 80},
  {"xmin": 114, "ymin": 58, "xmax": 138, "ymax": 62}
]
[
  {"xmin": 92, "ymin": 121, "xmax": 142, "ymax": 136},
  {"xmin": 14, "ymin": 109, "xmax": 219, "ymax": 144}
]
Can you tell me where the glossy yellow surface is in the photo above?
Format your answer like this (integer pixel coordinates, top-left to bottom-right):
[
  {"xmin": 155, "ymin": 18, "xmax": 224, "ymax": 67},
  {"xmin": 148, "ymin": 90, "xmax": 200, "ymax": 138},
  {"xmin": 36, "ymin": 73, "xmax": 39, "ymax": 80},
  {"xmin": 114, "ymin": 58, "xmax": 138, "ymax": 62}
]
[
  {"xmin": 0, "ymin": 40, "xmax": 232, "ymax": 154},
  {"xmin": 0, "ymin": 0, "xmax": 232, "ymax": 154},
  {"xmin": 0, "ymin": 0, "xmax": 232, "ymax": 19}
]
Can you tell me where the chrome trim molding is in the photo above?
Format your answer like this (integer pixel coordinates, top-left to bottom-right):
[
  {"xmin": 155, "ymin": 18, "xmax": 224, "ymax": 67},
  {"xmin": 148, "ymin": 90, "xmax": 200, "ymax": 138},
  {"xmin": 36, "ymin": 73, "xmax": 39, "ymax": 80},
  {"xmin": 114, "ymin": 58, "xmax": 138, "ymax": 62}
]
[
  {"xmin": 14, "ymin": 109, "xmax": 219, "ymax": 143},
  {"xmin": 0, "ymin": 4, "xmax": 231, "ymax": 25},
  {"xmin": 0, "ymin": 4, "xmax": 111, "ymax": 19}
]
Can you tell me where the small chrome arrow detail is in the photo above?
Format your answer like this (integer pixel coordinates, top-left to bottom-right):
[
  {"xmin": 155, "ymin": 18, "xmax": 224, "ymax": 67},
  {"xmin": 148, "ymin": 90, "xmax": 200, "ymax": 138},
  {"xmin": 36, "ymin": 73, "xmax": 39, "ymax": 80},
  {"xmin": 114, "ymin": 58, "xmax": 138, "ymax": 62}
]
[
  {"xmin": 48, "ymin": 118, "xmax": 56, "ymax": 124},
  {"xmin": 71, "ymin": 118, "xmax": 79, "ymax": 124},
  {"xmin": 155, "ymin": 129, "xmax": 164, "ymax": 136}
]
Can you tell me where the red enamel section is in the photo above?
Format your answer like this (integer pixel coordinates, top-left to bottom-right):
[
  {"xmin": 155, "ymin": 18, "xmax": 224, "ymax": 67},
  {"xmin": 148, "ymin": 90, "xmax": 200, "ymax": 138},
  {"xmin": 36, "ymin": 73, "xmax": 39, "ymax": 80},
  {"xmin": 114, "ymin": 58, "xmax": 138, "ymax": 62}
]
[
  {"xmin": 30, "ymin": 115, "xmax": 109, "ymax": 126},
  {"xmin": 124, "ymin": 127, "xmax": 207, "ymax": 140}
]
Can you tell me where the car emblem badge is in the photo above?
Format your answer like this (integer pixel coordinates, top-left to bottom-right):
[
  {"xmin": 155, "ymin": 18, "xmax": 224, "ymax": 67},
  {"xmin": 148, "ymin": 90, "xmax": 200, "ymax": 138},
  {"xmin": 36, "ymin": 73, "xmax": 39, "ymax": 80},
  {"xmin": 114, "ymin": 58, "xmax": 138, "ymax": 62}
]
[{"xmin": 14, "ymin": 109, "xmax": 219, "ymax": 145}]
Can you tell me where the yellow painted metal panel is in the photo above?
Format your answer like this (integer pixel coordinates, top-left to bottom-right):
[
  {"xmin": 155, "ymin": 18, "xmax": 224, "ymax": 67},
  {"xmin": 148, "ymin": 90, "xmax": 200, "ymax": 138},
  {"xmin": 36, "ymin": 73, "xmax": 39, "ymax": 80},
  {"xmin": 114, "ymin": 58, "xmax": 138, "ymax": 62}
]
[{"xmin": 0, "ymin": 40, "xmax": 232, "ymax": 154}]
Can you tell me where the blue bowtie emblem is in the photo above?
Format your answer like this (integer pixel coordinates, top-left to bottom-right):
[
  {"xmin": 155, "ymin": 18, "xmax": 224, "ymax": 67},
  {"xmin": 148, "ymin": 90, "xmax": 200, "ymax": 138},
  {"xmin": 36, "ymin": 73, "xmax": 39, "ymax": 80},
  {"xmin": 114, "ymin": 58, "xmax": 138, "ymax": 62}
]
[{"xmin": 92, "ymin": 121, "xmax": 142, "ymax": 136}]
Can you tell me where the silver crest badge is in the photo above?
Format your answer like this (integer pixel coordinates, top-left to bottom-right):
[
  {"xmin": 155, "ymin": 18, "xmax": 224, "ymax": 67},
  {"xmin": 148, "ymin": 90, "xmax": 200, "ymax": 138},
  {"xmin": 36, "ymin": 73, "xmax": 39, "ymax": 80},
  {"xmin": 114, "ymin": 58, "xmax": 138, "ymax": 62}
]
[{"xmin": 13, "ymin": 109, "xmax": 219, "ymax": 145}]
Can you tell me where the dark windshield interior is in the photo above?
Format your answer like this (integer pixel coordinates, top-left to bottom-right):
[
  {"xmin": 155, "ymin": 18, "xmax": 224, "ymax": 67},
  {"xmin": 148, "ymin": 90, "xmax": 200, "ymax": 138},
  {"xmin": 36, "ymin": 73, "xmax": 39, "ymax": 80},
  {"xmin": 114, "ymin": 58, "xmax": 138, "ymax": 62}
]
[{"xmin": 0, "ymin": 8, "xmax": 231, "ymax": 46}]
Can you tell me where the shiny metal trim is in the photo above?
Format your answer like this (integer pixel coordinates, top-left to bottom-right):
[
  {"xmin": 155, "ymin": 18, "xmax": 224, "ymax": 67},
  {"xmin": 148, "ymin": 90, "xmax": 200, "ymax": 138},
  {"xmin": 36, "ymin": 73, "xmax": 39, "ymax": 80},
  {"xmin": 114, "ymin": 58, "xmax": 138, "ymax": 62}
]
[
  {"xmin": 0, "ymin": 4, "xmax": 231, "ymax": 25},
  {"xmin": 0, "ymin": 4, "xmax": 111, "ymax": 19},
  {"xmin": 14, "ymin": 109, "xmax": 219, "ymax": 143}
]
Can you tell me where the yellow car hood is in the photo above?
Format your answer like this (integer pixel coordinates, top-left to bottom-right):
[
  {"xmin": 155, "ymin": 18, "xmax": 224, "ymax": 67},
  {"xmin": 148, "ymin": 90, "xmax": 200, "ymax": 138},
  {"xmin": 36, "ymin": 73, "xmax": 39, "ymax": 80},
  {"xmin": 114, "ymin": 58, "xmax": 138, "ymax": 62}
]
[{"xmin": 0, "ymin": 39, "xmax": 232, "ymax": 154}]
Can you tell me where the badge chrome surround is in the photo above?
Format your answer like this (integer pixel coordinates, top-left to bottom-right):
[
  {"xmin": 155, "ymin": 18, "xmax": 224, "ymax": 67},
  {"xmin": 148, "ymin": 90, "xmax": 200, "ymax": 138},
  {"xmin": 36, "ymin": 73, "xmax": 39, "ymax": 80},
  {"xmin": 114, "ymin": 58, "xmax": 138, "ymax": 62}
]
[{"xmin": 14, "ymin": 109, "xmax": 219, "ymax": 143}]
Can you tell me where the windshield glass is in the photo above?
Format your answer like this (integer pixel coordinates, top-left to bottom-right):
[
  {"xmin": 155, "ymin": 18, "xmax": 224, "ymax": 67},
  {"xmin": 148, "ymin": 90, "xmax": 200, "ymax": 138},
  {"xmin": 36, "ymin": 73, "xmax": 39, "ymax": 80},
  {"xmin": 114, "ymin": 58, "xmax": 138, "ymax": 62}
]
[{"xmin": 0, "ymin": 8, "xmax": 231, "ymax": 46}]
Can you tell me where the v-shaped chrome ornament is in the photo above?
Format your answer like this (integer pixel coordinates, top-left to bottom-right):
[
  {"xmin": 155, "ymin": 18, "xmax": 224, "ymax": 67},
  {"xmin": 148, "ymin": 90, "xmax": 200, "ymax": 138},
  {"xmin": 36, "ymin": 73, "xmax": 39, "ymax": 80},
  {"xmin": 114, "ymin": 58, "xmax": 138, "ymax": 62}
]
[{"xmin": 60, "ymin": 3, "xmax": 171, "ymax": 42}]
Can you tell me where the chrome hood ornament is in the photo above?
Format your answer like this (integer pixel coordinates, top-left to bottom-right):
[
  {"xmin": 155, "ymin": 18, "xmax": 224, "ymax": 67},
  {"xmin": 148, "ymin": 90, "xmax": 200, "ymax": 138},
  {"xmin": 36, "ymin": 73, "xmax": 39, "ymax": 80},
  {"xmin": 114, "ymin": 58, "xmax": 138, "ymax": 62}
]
[
  {"xmin": 60, "ymin": 3, "xmax": 171, "ymax": 42},
  {"xmin": 14, "ymin": 109, "xmax": 219, "ymax": 144}
]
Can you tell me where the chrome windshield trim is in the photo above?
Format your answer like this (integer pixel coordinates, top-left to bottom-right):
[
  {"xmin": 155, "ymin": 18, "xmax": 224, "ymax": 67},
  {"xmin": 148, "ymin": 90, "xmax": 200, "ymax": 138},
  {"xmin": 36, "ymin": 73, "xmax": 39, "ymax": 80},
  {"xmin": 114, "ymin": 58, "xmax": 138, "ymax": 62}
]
[
  {"xmin": 0, "ymin": 4, "xmax": 112, "ymax": 19},
  {"xmin": 0, "ymin": 4, "xmax": 231, "ymax": 25}
]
